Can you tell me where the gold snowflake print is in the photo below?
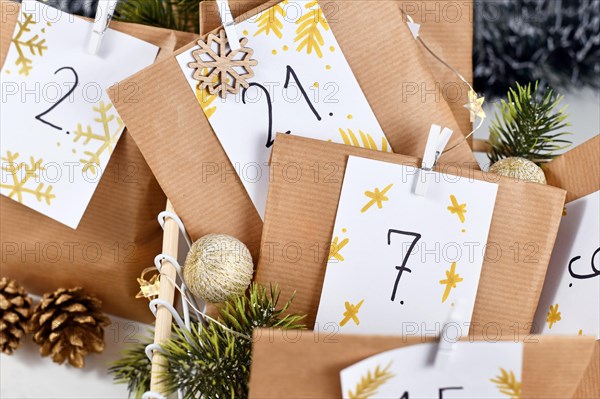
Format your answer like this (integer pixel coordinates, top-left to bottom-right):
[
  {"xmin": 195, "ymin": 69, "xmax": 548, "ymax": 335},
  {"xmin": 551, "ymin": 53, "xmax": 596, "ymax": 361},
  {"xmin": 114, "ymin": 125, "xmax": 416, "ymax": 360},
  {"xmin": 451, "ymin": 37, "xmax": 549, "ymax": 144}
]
[
  {"xmin": 73, "ymin": 101, "xmax": 123, "ymax": 175},
  {"xmin": 188, "ymin": 30, "xmax": 257, "ymax": 99},
  {"xmin": 361, "ymin": 184, "xmax": 393, "ymax": 213},
  {"xmin": 1, "ymin": 151, "xmax": 55, "ymax": 204},
  {"xmin": 447, "ymin": 194, "xmax": 467, "ymax": 223},
  {"xmin": 11, "ymin": 13, "xmax": 48, "ymax": 76},
  {"xmin": 546, "ymin": 304, "xmax": 562, "ymax": 329},
  {"xmin": 439, "ymin": 262, "xmax": 463, "ymax": 303}
]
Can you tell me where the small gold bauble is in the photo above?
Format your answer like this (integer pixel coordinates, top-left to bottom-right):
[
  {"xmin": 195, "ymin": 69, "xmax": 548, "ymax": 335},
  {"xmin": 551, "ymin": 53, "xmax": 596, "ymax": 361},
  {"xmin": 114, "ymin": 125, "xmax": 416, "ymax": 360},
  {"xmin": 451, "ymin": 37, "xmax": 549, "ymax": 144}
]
[
  {"xmin": 489, "ymin": 157, "xmax": 547, "ymax": 184},
  {"xmin": 183, "ymin": 234, "xmax": 254, "ymax": 303}
]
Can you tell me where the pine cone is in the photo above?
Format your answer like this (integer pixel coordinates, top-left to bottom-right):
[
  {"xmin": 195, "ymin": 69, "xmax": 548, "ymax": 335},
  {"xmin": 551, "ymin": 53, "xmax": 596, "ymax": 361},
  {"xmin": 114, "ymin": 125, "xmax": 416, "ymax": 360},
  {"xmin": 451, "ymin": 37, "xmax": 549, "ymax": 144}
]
[
  {"xmin": 30, "ymin": 287, "xmax": 110, "ymax": 368},
  {"xmin": 0, "ymin": 277, "xmax": 33, "ymax": 354}
]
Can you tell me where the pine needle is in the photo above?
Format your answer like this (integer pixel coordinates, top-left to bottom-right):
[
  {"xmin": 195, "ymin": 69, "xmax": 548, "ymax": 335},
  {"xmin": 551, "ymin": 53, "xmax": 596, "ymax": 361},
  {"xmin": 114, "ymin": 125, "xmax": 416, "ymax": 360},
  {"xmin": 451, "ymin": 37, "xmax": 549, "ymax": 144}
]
[
  {"xmin": 487, "ymin": 81, "xmax": 572, "ymax": 165},
  {"xmin": 108, "ymin": 333, "xmax": 154, "ymax": 399},
  {"xmin": 114, "ymin": 0, "xmax": 200, "ymax": 33},
  {"xmin": 109, "ymin": 284, "xmax": 304, "ymax": 398}
]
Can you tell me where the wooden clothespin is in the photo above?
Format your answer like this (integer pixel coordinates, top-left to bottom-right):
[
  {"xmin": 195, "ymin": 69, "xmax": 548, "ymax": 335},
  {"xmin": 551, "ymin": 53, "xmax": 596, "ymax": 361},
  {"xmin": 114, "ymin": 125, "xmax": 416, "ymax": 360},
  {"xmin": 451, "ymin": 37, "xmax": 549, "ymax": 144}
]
[
  {"xmin": 216, "ymin": 0, "xmax": 240, "ymax": 50},
  {"xmin": 414, "ymin": 125, "xmax": 453, "ymax": 196},
  {"xmin": 434, "ymin": 299, "xmax": 467, "ymax": 369},
  {"xmin": 88, "ymin": 0, "xmax": 119, "ymax": 55}
]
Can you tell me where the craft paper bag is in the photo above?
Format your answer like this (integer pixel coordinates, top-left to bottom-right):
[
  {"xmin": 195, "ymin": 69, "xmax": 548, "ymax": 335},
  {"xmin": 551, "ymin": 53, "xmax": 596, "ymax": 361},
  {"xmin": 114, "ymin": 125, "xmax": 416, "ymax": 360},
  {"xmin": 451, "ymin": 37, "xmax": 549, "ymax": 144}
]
[
  {"xmin": 198, "ymin": 0, "xmax": 474, "ymax": 137},
  {"xmin": 258, "ymin": 134, "xmax": 566, "ymax": 338},
  {"xmin": 247, "ymin": 329, "xmax": 597, "ymax": 399},
  {"xmin": 0, "ymin": 0, "xmax": 196, "ymax": 321},
  {"xmin": 110, "ymin": 0, "xmax": 476, "ymax": 257},
  {"xmin": 541, "ymin": 134, "xmax": 600, "ymax": 397}
]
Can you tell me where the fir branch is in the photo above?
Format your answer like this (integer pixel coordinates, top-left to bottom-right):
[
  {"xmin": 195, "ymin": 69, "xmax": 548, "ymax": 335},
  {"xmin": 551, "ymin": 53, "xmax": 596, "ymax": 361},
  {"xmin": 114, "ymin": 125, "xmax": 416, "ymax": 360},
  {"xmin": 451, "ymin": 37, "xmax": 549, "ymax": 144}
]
[
  {"xmin": 108, "ymin": 334, "xmax": 154, "ymax": 399},
  {"xmin": 114, "ymin": 0, "xmax": 200, "ymax": 33},
  {"xmin": 162, "ymin": 283, "xmax": 305, "ymax": 399},
  {"xmin": 487, "ymin": 81, "xmax": 572, "ymax": 165}
]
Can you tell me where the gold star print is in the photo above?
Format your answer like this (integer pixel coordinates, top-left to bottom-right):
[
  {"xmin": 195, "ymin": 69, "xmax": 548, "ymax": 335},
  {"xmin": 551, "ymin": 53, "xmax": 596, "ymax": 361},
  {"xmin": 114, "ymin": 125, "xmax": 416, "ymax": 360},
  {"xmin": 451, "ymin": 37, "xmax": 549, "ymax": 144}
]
[
  {"xmin": 464, "ymin": 89, "xmax": 486, "ymax": 123},
  {"xmin": 340, "ymin": 299, "xmax": 364, "ymax": 327},
  {"xmin": 361, "ymin": 184, "xmax": 393, "ymax": 213},
  {"xmin": 328, "ymin": 235, "xmax": 350, "ymax": 261},
  {"xmin": 439, "ymin": 262, "xmax": 463, "ymax": 303},
  {"xmin": 546, "ymin": 304, "xmax": 562, "ymax": 329},
  {"xmin": 136, "ymin": 272, "xmax": 160, "ymax": 300},
  {"xmin": 447, "ymin": 195, "xmax": 467, "ymax": 223}
]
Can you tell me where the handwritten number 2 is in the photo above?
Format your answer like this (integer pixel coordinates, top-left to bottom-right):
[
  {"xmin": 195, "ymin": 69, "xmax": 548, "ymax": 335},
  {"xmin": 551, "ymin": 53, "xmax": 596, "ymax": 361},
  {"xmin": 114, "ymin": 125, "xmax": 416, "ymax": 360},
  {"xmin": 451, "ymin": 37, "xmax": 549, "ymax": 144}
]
[
  {"xmin": 242, "ymin": 65, "xmax": 321, "ymax": 148},
  {"xmin": 388, "ymin": 229, "xmax": 421, "ymax": 302},
  {"xmin": 242, "ymin": 83, "xmax": 275, "ymax": 147},
  {"xmin": 35, "ymin": 66, "xmax": 79, "ymax": 131}
]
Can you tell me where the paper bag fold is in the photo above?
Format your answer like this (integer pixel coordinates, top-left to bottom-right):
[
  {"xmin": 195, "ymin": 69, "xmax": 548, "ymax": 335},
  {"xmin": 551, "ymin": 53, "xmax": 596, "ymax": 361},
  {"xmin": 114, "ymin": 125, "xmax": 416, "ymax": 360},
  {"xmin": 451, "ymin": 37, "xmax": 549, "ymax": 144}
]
[
  {"xmin": 248, "ymin": 329, "xmax": 597, "ymax": 399},
  {"xmin": 111, "ymin": 0, "xmax": 475, "ymax": 256},
  {"xmin": 258, "ymin": 134, "xmax": 566, "ymax": 336},
  {"xmin": 199, "ymin": 0, "xmax": 474, "ymax": 137},
  {"xmin": 541, "ymin": 134, "xmax": 600, "ymax": 396},
  {"xmin": 0, "ymin": 0, "xmax": 196, "ymax": 321}
]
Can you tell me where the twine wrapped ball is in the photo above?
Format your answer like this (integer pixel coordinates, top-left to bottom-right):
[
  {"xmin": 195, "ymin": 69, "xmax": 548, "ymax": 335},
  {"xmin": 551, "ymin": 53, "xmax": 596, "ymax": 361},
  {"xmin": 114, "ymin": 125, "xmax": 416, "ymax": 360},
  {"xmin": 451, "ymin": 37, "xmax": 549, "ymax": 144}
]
[
  {"xmin": 489, "ymin": 157, "xmax": 547, "ymax": 184},
  {"xmin": 183, "ymin": 234, "xmax": 254, "ymax": 303}
]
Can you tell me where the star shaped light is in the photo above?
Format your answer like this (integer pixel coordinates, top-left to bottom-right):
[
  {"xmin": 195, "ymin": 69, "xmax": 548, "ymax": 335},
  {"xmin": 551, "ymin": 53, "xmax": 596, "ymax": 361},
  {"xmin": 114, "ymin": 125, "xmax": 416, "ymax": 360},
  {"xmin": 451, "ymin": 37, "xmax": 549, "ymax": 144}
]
[
  {"xmin": 136, "ymin": 273, "xmax": 160, "ymax": 300},
  {"xmin": 464, "ymin": 89, "xmax": 486, "ymax": 122}
]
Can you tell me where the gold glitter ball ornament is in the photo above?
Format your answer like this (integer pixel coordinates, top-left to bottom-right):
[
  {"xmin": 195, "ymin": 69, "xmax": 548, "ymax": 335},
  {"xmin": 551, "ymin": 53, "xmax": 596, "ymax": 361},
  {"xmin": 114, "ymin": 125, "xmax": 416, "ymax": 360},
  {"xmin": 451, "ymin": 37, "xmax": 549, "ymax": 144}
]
[
  {"xmin": 489, "ymin": 157, "xmax": 547, "ymax": 184},
  {"xmin": 183, "ymin": 234, "xmax": 254, "ymax": 303}
]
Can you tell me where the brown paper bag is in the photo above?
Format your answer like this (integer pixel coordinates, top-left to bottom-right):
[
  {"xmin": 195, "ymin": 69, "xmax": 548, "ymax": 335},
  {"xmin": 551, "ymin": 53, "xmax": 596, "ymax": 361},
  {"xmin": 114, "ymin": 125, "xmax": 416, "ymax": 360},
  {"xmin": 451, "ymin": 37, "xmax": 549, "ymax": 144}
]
[
  {"xmin": 111, "ymin": 0, "xmax": 476, "ymax": 259},
  {"xmin": 0, "ymin": 0, "xmax": 196, "ymax": 321},
  {"xmin": 257, "ymin": 134, "xmax": 566, "ymax": 337},
  {"xmin": 248, "ymin": 329, "xmax": 597, "ymax": 399},
  {"xmin": 542, "ymin": 135, "xmax": 600, "ymax": 397},
  {"xmin": 199, "ymin": 0, "xmax": 474, "ymax": 137}
]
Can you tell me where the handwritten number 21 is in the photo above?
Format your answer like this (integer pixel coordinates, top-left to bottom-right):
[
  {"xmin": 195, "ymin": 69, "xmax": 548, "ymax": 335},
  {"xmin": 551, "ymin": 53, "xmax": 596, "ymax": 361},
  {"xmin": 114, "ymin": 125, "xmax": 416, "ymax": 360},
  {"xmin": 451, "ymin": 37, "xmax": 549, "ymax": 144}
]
[
  {"xmin": 242, "ymin": 65, "xmax": 321, "ymax": 148},
  {"xmin": 35, "ymin": 66, "xmax": 79, "ymax": 131}
]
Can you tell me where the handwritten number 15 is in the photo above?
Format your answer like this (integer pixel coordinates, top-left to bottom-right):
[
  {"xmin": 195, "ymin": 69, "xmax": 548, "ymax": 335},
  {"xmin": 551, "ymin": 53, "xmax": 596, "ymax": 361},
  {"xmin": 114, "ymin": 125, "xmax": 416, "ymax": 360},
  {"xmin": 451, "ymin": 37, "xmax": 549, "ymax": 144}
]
[
  {"xmin": 35, "ymin": 66, "xmax": 79, "ymax": 131},
  {"xmin": 242, "ymin": 65, "xmax": 321, "ymax": 148}
]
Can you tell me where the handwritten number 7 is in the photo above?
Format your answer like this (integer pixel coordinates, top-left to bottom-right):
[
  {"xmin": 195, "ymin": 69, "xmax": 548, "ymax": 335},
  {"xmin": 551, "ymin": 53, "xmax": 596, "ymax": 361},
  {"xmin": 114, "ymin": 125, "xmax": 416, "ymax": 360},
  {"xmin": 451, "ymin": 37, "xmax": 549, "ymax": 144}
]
[
  {"xmin": 388, "ymin": 229, "xmax": 421, "ymax": 302},
  {"xmin": 35, "ymin": 66, "xmax": 79, "ymax": 131}
]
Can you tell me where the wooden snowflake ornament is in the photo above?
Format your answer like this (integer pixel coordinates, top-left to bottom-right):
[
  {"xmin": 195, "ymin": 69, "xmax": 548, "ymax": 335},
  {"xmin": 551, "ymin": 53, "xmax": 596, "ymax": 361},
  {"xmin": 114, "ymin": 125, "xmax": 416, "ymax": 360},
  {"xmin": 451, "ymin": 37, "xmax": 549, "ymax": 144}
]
[{"xmin": 189, "ymin": 30, "xmax": 257, "ymax": 99}]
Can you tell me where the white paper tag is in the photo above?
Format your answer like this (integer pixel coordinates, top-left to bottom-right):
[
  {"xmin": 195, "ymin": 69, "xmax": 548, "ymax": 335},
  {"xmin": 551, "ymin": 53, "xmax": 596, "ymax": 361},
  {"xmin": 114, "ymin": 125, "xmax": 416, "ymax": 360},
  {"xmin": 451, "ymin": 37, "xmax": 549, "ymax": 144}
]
[
  {"xmin": 315, "ymin": 156, "xmax": 498, "ymax": 337},
  {"xmin": 176, "ymin": 0, "xmax": 390, "ymax": 219},
  {"xmin": 341, "ymin": 342, "xmax": 523, "ymax": 399},
  {"xmin": 533, "ymin": 190, "xmax": 600, "ymax": 338},
  {"xmin": 0, "ymin": 1, "xmax": 159, "ymax": 228}
]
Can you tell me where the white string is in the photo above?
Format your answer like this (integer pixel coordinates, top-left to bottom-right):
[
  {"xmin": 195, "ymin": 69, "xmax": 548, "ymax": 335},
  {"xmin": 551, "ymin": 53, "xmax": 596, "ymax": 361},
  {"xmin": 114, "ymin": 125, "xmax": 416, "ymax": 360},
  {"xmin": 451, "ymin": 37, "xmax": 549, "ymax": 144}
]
[
  {"xmin": 158, "ymin": 272, "xmax": 252, "ymax": 341},
  {"xmin": 399, "ymin": 7, "xmax": 486, "ymax": 155},
  {"xmin": 158, "ymin": 211, "xmax": 193, "ymax": 248}
]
